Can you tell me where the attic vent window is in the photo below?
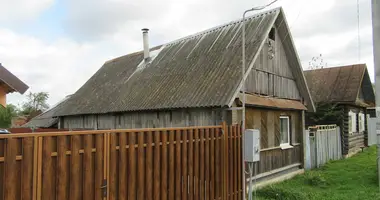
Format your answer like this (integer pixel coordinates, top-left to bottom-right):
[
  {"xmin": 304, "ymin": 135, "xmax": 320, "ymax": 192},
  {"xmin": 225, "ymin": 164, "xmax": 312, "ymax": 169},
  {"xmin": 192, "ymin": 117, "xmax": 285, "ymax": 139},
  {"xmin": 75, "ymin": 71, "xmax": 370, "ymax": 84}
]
[{"xmin": 269, "ymin": 28, "xmax": 276, "ymax": 41}]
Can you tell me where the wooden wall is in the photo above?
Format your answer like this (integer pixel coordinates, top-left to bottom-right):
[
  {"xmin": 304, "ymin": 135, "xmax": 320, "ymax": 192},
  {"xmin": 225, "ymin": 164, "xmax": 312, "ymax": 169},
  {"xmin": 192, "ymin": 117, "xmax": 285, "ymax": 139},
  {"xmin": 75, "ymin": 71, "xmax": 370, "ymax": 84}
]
[
  {"xmin": 61, "ymin": 108, "xmax": 224, "ymax": 130},
  {"xmin": 342, "ymin": 105, "xmax": 367, "ymax": 155},
  {"xmin": 0, "ymin": 85, "xmax": 6, "ymax": 107},
  {"xmin": 245, "ymin": 108, "xmax": 303, "ymax": 174},
  {"xmin": 245, "ymin": 28, "xmax": 301, "ymax": 100}
]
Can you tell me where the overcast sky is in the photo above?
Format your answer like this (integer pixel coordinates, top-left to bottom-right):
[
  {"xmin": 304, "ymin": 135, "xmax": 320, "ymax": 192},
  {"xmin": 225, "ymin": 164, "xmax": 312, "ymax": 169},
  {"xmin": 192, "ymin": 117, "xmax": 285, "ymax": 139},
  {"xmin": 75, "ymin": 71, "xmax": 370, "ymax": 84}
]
[{"xmin": 1, "ymin": 0, "xmax": 375, "ymax": 107}]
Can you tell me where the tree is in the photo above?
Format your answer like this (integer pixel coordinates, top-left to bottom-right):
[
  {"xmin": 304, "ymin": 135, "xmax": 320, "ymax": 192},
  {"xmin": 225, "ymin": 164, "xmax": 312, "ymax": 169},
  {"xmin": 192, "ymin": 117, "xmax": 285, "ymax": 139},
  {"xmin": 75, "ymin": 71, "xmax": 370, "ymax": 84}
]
[
  {"xmin": 21, "ymin": 92, "xmax": 49, "ymax": 116},
  {"xmin": 0, "ymin": 104, "xmax": 19, "ymax": 128}
]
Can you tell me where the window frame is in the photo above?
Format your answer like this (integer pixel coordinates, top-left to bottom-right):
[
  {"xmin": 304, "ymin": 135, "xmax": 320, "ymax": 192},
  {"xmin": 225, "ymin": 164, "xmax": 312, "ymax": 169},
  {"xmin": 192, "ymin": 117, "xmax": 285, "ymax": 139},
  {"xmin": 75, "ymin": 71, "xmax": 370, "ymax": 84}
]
[
  {"xmin": 280, "ymin": 116, "xmax": 290, "ymax": 146},
  {"xmin": 358, "ymin": 112, "xmax": 365, "ymax": 132},
  {"xmin": 348, "ymin": 111, "xmax": 357, "ymax": 133}
]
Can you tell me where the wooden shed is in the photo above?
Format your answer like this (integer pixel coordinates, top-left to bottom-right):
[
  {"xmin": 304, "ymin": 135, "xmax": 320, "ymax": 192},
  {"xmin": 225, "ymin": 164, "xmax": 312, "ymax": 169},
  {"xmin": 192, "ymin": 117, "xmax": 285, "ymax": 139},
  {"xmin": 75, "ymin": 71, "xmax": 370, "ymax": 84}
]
[
  {"xmin": 0, "ymin": 63, "xmax": 29, "ymax": 107},
  {"xmin": 304, "ymin": 64, "xmax": 375, "ymax": 157},
  {"xmin": 55, "ymin": 8, "xmax": 314, "ymax": 182}
]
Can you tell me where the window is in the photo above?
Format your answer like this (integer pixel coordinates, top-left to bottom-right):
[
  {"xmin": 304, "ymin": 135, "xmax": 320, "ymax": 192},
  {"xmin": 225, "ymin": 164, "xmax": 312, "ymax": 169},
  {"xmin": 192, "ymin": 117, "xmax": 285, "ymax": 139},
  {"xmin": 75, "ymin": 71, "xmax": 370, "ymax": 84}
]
[
  {"xmin": 348, "ymin": 111, "xmax": 357, "ymax": 133},
  {"xmin": 280, "ymin": 116, "xmax": 290, "ymax": 145},
  {"xmin": 359, "ymin": 113, "xmax": 365, "ymax": 132},
  {"xmin": 269, "ymin": 28, "xmax": 276, "ymax": 41}
]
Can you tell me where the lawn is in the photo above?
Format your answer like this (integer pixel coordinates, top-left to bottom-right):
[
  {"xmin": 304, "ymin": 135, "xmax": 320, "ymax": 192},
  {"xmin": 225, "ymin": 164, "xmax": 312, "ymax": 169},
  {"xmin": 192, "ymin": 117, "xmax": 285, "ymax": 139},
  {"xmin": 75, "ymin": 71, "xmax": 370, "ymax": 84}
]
[{"xmin": 256, "ymin": 146, "xmax": 380, "ymax": 200}]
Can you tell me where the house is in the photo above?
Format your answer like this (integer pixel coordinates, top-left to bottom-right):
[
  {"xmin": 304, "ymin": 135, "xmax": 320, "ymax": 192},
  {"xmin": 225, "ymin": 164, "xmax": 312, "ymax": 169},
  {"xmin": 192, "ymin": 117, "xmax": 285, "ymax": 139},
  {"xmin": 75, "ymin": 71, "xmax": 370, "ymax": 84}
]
[
  {"xmin": 55, "ymin": 8, "xmax": 314, "ymax": 182},
  {"xmin": 22, "ymin": 95, "xmax": 72, "ymax": 128},
  {"xmin": 304, "ymin": 64, "xmax": 375, "ymax": 156},
  {"xmin": 0, "ymin": 63, "xmax": 29, "ymax": 107}
]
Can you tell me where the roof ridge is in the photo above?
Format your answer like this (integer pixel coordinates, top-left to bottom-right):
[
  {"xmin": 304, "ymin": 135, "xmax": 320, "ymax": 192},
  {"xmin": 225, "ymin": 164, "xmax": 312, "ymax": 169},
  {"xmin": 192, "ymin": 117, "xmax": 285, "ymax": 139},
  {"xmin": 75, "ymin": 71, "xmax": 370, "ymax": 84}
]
[
  {"xmin": 104, "ymin": 7, "xmax": 280, "ymax": 65},
  {"xmin": 165, "ymin": 7, "xmax": 281, "ymax": 46}
]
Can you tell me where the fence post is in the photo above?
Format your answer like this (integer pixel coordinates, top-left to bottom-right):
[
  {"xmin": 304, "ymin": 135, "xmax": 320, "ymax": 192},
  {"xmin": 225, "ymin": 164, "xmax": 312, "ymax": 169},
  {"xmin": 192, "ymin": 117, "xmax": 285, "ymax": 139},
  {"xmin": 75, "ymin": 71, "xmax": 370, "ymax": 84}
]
[{"xmin": 222, "ymin": 121, "xmax": 228, "ymax": 200}]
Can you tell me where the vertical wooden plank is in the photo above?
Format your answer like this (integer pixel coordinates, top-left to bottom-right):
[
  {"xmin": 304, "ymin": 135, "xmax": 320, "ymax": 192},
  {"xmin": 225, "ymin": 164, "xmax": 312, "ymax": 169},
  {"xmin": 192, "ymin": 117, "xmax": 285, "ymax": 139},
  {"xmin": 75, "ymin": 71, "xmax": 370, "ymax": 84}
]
[
  {"xmin": 200, "ymin": 128, "xmax": 205, "ymax": 200},
  {"xmin": 32, "ymin": 136, "xmax": 39, "ymax": 200},
  {"xmin": 175, "ymin": 130, "xmax": 182, "ymax": 199},
  {"xmin": 205, "ymin": 128, "xmax": 210, "ymax": 200},
  {"xmin": 229, "ymin": 126, "xmax": 233, "ymax": 199},
  {"xmin": 57, "ymin": 136, "xmax": 69, "ymax": 200},
  {"xmin": 182, "ymin": 130, "xmax": 188, "ymax": 200},
  {"xmin": 4, "ymin": 138, "xmax": 18, "ymax": 200},
  {"xmin": 95, "ymin": 134, "xmax": 104, "ymax": 200},
  {"xmin": 21, "ymin": 137, "xmax": 34, "ymax": 200},
  {"xmin": 222, "ymin": 122, "xmax": 228, "ymax": 200},
  {"xmin": 70, "ymin": 135, "xmax": 81, "ymax": 200},
  {"xmin": 137, "ymin": 132, "xmax": 145, "ymax": 200},
  {"xmin": 237, "ymin": 124, "xmax": 242, "ymax": 200},
  {"xmin": 233, "ymin": 125, "xmax": 238, "ymax": 200},
  {"xmin": 194, "ymin": 129, "xmax": 200, "ymax": 199},
  {"xmin": 109, "ymin": 133, "xmax": 117, "ymax": 200},
  {"xmin": 188, "ymin": 129, "xmax": 194, "ymax": 200},
  {"xmin": 210, "ymin": 128, "xmax": 215, "ymax": 200},
  {"xmin": 36, "ymin": 137, "xmax": 43, "ymax": 200},
  {"xmin": 128, "ymin": 132, "xmax": 136, "ymax": 200},
  {"xmin": 42, "ymin": 137, "xmax": 55, "ymax": 200},
  {"xmin": 215, "ymin": 128, "xmax": 221, "ymax": 200},
  {"xmin": 169, "ymin": 130, "xmax": 175, "ymax": 200},
  {"xmin": 146, "ymin": 131, "xmax": 153, "ymax": 200},
  {"xmin": 83, "ymin": 135, "xmax": 94, "ymax": 200},
  {"xmin": 118, "ymin": 133, "xmax": 127, "ymax": 200},
  {"xmin": 161, "ymin": 131, "xmax": 168, "ymax": 200},
  {"xmin": 153, "ymin": 131, "xmax": 161, "ymax": 200}
]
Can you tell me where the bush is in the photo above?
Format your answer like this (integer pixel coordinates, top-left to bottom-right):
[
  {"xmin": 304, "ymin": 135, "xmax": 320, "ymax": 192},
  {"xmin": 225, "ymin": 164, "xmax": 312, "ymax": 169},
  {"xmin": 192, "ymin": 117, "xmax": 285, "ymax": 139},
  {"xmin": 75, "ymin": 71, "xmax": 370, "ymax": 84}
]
[{"xmin": 256, "ymin": 185, "xmax": 308, "ymax": 200}]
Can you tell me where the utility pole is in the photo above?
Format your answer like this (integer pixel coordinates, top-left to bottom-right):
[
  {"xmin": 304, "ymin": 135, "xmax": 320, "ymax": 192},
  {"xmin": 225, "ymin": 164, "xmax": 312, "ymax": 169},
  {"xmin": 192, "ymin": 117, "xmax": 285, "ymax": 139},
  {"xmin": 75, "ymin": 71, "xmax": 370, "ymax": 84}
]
[{"xmin": 371, "ymin": 0, "xmax": 380, "ymax": 191}]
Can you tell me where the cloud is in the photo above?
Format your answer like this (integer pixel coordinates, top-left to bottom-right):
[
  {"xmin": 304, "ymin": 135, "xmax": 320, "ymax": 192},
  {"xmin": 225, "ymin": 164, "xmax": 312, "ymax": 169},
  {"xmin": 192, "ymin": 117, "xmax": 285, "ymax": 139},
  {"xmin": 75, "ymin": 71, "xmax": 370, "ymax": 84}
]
[
  {"xmin": 3, "ymin": 0, "xmax": 376, "ymax": 108},
  {"xmin": 0, "ymin": 0, "xmax": 54, "ymax": 22}
]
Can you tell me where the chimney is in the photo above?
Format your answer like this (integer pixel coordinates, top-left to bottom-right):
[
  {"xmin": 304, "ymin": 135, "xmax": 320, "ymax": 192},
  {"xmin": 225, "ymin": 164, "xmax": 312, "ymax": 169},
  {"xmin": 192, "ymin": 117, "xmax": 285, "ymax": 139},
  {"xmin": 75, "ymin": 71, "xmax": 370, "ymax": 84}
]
[{"xmin": 142, "ymin": 28, "xmax": 150, "ymax": 61}]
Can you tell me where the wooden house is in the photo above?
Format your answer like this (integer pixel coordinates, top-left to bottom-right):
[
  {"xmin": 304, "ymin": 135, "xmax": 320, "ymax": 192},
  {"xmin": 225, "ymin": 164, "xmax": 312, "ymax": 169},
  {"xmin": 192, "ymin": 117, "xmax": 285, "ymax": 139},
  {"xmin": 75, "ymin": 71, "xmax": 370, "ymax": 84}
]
[
  {"xmin": 304, "ymin": 64, "xmax": 375, "ymax": 157},
  {"xmin": 22, "ymin": 95, "xmax": 72, "ymax": 128},
  {"xmin": 55, "ymin": 8, "xmax": 315, "ymax": 182},
  {"xmin": 0, "ymin": 63, "xmax": 29, "ymax": 107}
]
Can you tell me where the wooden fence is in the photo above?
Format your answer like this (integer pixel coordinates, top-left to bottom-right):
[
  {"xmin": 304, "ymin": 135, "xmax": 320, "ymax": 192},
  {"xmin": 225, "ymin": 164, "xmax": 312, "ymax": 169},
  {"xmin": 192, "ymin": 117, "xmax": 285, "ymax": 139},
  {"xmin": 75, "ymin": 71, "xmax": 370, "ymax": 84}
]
[
  {"xmin": 0, "ymin": 123, "xmax": 242, "ymax": 200},
  {"xmin": 306, "ymin": 125, "xmax": 342, "ymax": 169}
]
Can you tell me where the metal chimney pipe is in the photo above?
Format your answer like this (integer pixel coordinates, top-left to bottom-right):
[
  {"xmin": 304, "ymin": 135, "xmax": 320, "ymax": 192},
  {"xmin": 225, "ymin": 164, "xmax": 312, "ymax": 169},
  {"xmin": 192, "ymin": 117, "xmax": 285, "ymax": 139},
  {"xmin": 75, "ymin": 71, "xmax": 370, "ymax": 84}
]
[{"xmin": 142, "ymin": 28, "xmax": 150, "ymax": 61}]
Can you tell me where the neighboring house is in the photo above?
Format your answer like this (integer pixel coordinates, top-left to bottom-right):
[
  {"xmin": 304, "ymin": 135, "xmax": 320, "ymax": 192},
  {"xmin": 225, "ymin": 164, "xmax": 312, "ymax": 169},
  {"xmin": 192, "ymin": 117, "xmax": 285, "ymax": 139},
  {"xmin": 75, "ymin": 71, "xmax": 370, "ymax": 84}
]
[
  {"xmin": 0, "ymin": 63, "xmax": 29, "ymax": 107},
  {"xmin": 55, "ymin": 8, "xmax": 314, "ymax": 181},
  {"xmin": 23, "ymin": 95, "xmax": 72, "ymax": 128},
  {"xmin": 304, "ymin": 64, "xmax": 375, "ymax": 156}
]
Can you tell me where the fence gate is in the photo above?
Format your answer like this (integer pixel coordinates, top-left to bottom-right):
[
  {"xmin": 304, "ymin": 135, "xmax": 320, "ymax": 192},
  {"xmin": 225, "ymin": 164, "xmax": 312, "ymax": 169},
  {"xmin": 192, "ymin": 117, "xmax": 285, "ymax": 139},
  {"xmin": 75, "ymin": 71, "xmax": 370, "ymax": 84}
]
[{"xmin": 0, "ymin": 124, "xmax": 242, "ymax": 200}]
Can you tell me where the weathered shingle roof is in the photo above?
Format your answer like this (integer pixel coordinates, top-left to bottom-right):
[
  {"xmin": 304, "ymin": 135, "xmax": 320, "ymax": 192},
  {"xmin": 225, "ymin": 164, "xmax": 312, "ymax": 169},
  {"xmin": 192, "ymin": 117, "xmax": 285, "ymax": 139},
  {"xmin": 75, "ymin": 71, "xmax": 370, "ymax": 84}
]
[
  {"xmin": 0, "ymin": 64, "xmax": 29, "ymax": 94},
  {"xmin": 303, "ymin": 64, "xmax": 375, "ymax": 106},
  {"xmin": 55, "ymin": 8, "xmax": 283, "ymax": 116},
  {"xmin": 23, "ymin": 95, "xmax": 71, "ymax": 128}
]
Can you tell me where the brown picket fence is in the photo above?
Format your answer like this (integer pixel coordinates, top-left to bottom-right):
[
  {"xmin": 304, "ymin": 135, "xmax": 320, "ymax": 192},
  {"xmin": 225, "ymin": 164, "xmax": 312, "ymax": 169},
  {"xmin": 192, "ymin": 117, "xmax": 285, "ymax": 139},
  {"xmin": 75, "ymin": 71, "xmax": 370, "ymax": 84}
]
[{"xmin": 0, "ymin": 122, "xmax": 242, "ymax": 200}]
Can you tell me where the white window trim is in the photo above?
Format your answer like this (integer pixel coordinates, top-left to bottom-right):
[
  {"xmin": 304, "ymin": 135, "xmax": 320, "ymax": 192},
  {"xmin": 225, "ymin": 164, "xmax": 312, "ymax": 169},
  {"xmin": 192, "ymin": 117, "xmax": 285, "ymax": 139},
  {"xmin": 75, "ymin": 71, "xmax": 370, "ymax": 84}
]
[
  {"xmin": 348, "ymin": 111, "xmax": 357, "ymax": 133},
  {"xmin": 280, "ymin": 116, "xmax": 291, "ymax": 147},
  {"xmin": 359, "ymin": 113, "xmax": 365, "ymax": 132}
]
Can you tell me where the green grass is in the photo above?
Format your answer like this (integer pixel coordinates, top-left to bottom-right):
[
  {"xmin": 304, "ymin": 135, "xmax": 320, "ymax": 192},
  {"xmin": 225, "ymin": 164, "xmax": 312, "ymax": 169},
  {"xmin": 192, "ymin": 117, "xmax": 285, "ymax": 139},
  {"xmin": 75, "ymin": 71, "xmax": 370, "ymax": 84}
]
[{"xmin": 256, "ymin": 146, "xmax": 380, "ymax": 200}]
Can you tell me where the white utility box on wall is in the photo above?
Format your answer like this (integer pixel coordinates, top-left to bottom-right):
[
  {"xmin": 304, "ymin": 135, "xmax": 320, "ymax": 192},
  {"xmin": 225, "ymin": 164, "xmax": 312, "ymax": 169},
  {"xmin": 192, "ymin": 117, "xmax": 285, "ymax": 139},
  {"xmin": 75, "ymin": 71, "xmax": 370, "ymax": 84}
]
[{"xmin": 244, "ymin": 129, "xmax": 260, "ymax": 162}]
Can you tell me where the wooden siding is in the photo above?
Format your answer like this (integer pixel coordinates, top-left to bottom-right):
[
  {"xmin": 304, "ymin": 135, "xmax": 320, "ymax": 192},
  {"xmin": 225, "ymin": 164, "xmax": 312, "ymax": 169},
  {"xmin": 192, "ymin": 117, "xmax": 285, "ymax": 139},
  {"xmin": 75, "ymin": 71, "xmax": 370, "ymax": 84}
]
[
  {"xmin": 61, "ymin": 108, "xmax": 224, "ymax": 130},
  {"xmin": 0, "ymin": 85, "xmax": 6, "ymax": 107},
  {"xmin": 245, "ymin": 29, "xmax": 301, "ymax": 100},
  {"xmin": 246, "ymin": 108, "xmax": 303, "ymax": 174}
]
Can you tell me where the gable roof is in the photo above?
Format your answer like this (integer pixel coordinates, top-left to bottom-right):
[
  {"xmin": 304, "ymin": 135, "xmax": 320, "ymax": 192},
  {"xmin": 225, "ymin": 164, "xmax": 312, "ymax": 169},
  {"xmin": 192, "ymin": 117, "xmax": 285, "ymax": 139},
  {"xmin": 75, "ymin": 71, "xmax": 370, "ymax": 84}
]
[
  {"xmin": 55, "ymin": 7, "xmax": 314, "ymax": 116},
  {"xmin": 0, "ymin": 64, "xmax": 29, "ymax": 94},
  {"xmin": 23, "ymin": 95, "xmax": 72, "ymax": 128},
  {"xmin": 303, "ymin": 64, "xmax": 375, "ymax": 106}
]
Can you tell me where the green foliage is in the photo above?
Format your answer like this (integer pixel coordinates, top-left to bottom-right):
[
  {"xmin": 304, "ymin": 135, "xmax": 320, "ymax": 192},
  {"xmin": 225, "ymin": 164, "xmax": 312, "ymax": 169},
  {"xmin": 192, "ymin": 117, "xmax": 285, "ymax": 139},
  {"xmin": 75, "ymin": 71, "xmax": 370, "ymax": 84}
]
[
  {"xmin": 0, "ymin": 105, "xmax": 18, "ymax": 128},
  {"xmin": 257, "ymin": 146, "xmax": 379, "ymax": 200},
  {"xmin": 307, "ymin": 102, "xmax": 344, "ymax": 125},
  {"xmin": 21, "ymin": 92, "xmax": 49, "ymax": 116}
]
